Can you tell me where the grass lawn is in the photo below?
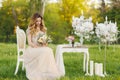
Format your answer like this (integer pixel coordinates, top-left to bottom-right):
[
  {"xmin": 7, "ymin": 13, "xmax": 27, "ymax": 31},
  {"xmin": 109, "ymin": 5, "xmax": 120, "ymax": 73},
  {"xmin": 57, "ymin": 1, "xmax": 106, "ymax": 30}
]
[{"xmin": 0, "ymin": 43, "xmax": 120, "ymax": 80}]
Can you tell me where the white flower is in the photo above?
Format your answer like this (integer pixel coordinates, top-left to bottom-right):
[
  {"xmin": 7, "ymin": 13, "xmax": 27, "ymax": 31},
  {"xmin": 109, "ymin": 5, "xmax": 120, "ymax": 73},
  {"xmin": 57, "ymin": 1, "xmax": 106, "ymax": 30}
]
[
  {"xmin": 72, "ymin": 16, "xmax": 94, "ymax": 40},
  {"xmin": 95, "ymin": 21, "xmax": 118, "ymax": 42}
]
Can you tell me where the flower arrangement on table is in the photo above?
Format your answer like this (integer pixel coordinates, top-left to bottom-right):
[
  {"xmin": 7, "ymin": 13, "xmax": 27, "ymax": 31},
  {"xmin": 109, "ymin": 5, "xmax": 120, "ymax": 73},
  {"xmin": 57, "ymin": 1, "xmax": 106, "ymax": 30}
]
[
  {"xmin": 65, "ymin": 35, "xmax": 75, "ymax": 47},
  {"xmin": 37, "ymin": 34, "xmax": 52, "ymax": 46}
]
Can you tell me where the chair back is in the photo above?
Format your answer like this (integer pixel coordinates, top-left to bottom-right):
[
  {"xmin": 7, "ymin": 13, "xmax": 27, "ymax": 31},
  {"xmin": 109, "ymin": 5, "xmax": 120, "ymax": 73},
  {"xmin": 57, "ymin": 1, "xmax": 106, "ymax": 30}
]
[
  {"xmin": 16, "ymin": 26, "xmax": 26, "ymax": 52},
  {"xmin": 14, "ymin": 26, "xmax": 26, "ymax": 75}
]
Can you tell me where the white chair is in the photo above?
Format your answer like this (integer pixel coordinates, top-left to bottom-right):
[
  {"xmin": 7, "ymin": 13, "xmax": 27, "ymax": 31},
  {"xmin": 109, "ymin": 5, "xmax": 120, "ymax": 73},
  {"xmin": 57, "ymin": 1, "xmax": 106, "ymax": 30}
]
[{"xmin": 14, "ymin": 26, "xmax": 26, "ymax": 75}]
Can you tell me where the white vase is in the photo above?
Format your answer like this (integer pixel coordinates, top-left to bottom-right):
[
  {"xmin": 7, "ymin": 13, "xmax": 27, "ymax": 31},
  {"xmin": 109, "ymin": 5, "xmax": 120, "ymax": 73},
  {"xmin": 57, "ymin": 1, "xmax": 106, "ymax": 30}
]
[{"xmin": 69, "ymin": 41, "xmax": 72, "ymax": 47}]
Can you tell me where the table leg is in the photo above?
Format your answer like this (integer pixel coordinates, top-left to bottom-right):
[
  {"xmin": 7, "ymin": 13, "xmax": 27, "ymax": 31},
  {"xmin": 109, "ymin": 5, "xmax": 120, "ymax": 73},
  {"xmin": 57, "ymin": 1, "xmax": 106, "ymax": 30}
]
[
  {"xmin": 85, "ymin": 51, "xmax": 89, "ymax": 75},
  {"xmin": 83, "ymin": 53, "xmax": 86, "ymax": 72}
]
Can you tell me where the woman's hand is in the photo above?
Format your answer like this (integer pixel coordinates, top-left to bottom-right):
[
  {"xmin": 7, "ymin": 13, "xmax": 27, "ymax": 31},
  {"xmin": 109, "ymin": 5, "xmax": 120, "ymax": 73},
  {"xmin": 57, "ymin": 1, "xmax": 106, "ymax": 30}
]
[
  {"xmin": 32, "ymin": 44, "xmax": 38, "ymax": 48},
  {"xmin": 42, "ymin": 43, "xmax": 48, "ymax": 47}
]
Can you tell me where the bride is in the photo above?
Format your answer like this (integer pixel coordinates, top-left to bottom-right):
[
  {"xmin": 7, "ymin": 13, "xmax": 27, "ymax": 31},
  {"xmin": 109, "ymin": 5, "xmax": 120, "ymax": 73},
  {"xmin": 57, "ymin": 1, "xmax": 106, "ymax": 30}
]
[{"xmin": 23, "ymin": 13, "xmax": 61, "ymax": 80}]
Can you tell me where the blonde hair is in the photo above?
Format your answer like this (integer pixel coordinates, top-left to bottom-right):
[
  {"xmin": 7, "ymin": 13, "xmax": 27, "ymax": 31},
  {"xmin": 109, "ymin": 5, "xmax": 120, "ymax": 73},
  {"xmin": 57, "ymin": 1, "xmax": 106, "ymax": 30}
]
[{"xmin": 28, "ymin": 13, "xmax": 47, "ymax": 35}]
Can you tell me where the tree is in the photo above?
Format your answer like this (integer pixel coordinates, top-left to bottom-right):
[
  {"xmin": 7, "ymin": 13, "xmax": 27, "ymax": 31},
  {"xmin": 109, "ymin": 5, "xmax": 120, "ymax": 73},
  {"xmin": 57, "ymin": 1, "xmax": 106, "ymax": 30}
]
[
  {"xmin": 12, "ymin": 0, "xmax": 30, "ymax": 29},
  {"xmin": 104, "ymin": 0, "xmax": 120, "ymax": 29},
  {"xmin": 100, "ymin": 0, "xmax": 106, "ymax": 13},
  {"xmin": 0, "ymin": 0, "xmax": 29, "ymax": 42},
  {"xmin": 105, "ymin": 0, "xmax": 120, "ymax": 43},
  {"xmin": 44, "ymin": 3, "xmax": 69, "ymax": 44},
  {"xmin": 28, "ymin": 0, "xmax": 47, "ymax": 17},
  {"xmin": 0, "ymin": 0, "xmax": 15, "ymax": 42},
  {"xmin": 111, "ymin": 0, "xmax": 120, "ymax": 8},
  {"xmin": 59, "ymin": 0, "xmax": 87, "ymax": 23}
]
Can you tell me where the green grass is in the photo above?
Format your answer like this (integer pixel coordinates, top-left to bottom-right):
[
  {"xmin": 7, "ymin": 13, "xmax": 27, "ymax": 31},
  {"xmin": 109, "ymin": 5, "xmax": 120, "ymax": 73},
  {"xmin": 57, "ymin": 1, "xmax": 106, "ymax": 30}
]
[{"xmin": 0, "ymin": 43, "xmax": 120, "ymax": 80}]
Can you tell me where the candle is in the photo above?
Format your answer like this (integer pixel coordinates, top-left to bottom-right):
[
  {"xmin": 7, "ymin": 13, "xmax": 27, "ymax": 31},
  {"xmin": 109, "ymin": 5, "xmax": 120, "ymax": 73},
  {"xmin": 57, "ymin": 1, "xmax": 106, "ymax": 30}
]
[
  {"xmin": 90, "ymin": 60, "xmax": 94, "ymax": 76},
  {"xmin": 96, "ymin": 21, "xmax": 98, "ymax": 25},
  {"xmin": 115, "ymin": 21, "xmax": 117, "ymax": 26},
  {"xmin": 81, "ymin": 10, "xmax": 83, "ymax": 15},
  {"xmin": 99, "ymin": 63, "xmax": 105, "ymax": 77},
  {"xmin": 105, "ymin": 16, "xmax": 108, "ymax": 21},
  {"xmin": 95, "ymin": 63, "xmax": 99, "ymax": 75},
  {"xmin": 72, "ymin": 16, "xmax": 74, "ymax": 20}
]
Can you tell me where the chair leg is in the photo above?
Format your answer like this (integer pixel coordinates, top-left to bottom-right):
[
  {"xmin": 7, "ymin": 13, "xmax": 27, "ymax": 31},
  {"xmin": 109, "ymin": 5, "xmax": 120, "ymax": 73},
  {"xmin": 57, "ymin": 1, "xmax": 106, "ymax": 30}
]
[
  {"xmin": 14, "ymin": 60, "xmax": 20, "ymax": 75},
  {"xmin": 22, "ymin": 61, "xmax": 25, "ymax": 71}
]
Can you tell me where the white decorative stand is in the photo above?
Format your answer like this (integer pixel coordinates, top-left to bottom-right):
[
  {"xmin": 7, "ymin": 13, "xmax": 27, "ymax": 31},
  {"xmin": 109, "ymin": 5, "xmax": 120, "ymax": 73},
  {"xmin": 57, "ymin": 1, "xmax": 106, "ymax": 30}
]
[
  {"xmin": 89, "ymin": 60, "xmax": 94, "ymax": 76},
  {"xmin": 95, "ymin": 16, "xmax": 118, "ymax": 76},
  {"xmin": 104, "ymin": 42, "xmax": 107, "ymax": 76},
  {"xmin": 96, "ymin": 16, "xmax": 118, "ymax": 52}
]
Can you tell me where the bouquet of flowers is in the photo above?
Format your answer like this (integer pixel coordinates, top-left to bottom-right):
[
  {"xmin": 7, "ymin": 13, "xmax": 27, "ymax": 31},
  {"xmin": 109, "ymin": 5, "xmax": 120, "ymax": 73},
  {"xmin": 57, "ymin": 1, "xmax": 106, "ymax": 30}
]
[
  {"xmin": 37, "ymin": 34, "xmax": 52, "ymax": 45},
  {"xmin": 65, "ymin": 35, "xmax": 75, "ymax": 42},
  {"xmin": 65, "ymin": 35, "xmax": 75, "ymax": 47}
]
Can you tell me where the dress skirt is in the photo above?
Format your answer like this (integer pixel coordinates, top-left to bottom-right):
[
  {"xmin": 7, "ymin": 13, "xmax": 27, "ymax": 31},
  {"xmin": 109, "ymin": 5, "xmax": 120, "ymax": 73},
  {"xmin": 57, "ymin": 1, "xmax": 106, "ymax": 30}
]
[{"xmin": 23, "ymin": 46, "xmax": 60, "ymax": 80}]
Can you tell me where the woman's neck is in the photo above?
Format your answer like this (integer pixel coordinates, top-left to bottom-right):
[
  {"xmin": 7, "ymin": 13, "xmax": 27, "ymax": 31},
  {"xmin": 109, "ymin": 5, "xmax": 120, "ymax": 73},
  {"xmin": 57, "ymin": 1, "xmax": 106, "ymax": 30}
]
[{"xmin": 36, "ymin": 26, "xmax": 40, "ymax": 31}]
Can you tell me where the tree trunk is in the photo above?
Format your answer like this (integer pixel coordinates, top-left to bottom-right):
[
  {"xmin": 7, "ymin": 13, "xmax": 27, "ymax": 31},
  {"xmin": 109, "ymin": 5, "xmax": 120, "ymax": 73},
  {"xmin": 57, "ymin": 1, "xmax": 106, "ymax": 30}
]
[
  {"xmin": 28, "ymin": 0, "xmax": 46, "ymax": 17},
  {"xmin": 12, "ymin": 6, "xmax": 18, "ymax": 26},
  {"xmin": 39, "ymin": 0, "xmax": 46, "ymax": 17},
  {"xmin": 101, "ymin": 0, "xmax": 106, "ymax": 13},
  {"xmin": 112, "ymin": 0, "xmax": 120, "ymax": 8},
  {"xmin": 5, "ymin": 34, "xmax": 10, "ymax": 42}
]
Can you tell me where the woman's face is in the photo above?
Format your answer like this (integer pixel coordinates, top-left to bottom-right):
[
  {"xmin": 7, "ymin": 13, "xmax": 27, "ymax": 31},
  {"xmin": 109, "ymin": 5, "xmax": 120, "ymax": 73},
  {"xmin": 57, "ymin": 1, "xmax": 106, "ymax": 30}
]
[{"xmin": 36, "ymin": 17, "xmax": 42, "ymax": 26}]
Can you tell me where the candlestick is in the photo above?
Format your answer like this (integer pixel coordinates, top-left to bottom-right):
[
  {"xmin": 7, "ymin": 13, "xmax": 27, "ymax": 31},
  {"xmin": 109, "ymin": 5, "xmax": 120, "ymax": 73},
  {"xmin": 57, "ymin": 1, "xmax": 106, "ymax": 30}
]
[
  {"xmin": 72, "ymin": 16, "xmax": 74, "ymax": 20},
  {"xmin": 89, "ymin": 17, "xmax": 92, "ymax": 21},
  {"xmin": 105, "ymin": 16, "xmax": 108, "ymax": 21},
  {"xmin": 81, "ymin": 10, "xmax": 83, "ymax": 16}
]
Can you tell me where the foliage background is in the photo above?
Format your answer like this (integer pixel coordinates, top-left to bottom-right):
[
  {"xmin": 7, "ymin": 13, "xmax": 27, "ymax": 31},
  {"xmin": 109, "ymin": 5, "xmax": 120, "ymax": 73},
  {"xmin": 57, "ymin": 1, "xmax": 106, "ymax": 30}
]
[{"xmin": 0, "ymin": 0, "xmax": 120, "ymax": 44}]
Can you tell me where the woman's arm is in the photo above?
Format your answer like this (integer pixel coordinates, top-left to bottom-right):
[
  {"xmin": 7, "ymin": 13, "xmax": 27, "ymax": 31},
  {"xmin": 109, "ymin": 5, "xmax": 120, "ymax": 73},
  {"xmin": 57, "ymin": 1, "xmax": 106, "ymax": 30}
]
[{"xmin": 27, "ymin": 33, "xmax": 38, "ymax": 48}]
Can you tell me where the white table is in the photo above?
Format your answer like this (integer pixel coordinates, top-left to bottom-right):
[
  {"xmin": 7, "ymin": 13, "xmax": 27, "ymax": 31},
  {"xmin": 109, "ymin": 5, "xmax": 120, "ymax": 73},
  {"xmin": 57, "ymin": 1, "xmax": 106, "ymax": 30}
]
[{"xmin": 55, "ymin": 44, "xmax": 89, "ymax": 76}]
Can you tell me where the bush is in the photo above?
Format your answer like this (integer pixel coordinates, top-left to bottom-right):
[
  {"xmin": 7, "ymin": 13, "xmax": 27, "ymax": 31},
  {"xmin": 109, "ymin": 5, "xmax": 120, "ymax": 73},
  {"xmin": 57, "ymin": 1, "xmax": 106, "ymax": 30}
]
[{"xmin": 0, "ymin": 35, "xmax": 16, "ymax": 43}]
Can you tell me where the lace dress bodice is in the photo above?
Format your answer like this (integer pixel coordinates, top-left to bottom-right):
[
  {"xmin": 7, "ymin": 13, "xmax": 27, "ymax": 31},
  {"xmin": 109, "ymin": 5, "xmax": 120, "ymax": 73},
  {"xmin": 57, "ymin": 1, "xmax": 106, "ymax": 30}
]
[{"xmin": 26, "ymin": 28, "xmax": 45, "ymax": 46}]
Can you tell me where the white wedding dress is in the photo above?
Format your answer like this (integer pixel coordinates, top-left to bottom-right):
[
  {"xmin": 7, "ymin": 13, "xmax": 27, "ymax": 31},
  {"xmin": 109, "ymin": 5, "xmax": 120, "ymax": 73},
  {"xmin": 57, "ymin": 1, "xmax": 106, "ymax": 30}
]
[{"xmin": 23, "ymin": 29, "xmax": 61, "ymax": 80}]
